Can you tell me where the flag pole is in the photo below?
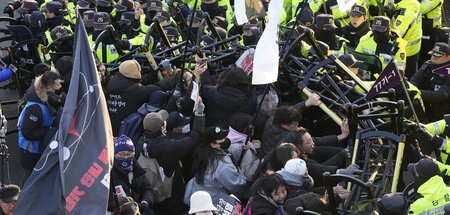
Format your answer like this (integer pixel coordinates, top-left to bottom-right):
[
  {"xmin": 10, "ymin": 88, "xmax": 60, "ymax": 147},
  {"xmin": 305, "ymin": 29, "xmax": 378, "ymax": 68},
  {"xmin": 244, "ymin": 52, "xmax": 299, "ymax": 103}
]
[{"xmin": 395, "ymin": 66, "xmax": 420, "ymax": 124}]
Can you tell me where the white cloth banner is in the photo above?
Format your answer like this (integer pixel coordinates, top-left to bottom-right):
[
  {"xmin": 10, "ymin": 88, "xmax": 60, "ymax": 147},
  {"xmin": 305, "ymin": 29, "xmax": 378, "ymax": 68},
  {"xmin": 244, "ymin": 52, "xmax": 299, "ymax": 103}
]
[
  {"xmin": 337, "ymin": 0, "xmax": 358, "ymax": 14},
  {"xmin": 235, "ymin": 0, "xmax": 248, "ymax": 25},
  {"xmin": 251, "ymin": 0, "xmax": 283, "ymax": 85}
]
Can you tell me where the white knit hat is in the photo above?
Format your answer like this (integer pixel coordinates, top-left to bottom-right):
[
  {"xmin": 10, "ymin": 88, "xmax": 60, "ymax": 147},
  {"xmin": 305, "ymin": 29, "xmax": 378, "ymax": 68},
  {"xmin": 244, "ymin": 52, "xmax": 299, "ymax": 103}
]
[
  {"xmin": 284, "ymin": 158, "xmax": 307, "ymax": 176},
  {"xmin": 189, "ymin": 191, "xmax": 218, "ymax": 214}
]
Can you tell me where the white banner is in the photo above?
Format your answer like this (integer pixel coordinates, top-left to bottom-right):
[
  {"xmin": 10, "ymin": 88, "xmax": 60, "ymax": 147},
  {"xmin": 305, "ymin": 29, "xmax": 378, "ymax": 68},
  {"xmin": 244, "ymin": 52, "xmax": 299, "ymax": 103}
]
[
  {"xmin": 235, "ymin": 0, "xmax": 248, "ymax": 25},
  {"xmin": 337, "ymin": 0, "xmax": 358, "ymax": 14},
  {"xmin": 251, "ymin": 0, "xmax": 283, "ymax": 85}
]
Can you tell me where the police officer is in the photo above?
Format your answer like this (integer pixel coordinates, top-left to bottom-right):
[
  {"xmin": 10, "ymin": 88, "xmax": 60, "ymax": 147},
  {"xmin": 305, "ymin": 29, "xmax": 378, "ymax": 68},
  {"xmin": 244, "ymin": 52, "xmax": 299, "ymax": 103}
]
[
  {"xmin": 410, "ymin": 42, "xmax": 450, "ymax": 123},
  {"xmin": 418, "ymin": 0, "xmax": 444, "ymax": 67},
  {"xmin": 115, "ymin": 11, "xmax": 147, "ymax": 51},
  {"xmin": 407, "ymin": 158, "xmax": 450, "ymax": 215},
  {"xmin": 314, "ymin": 14, "xmax": 348, "ymax": 55},
  {"xmin": 356, "ymin": 16, "xmax": 407, "ymax": 72},
  {"xmin": 390, "ymin": 0, "xmax": 422, "ymax": 79},
  {"xmin": 341, "ymin": 4, "xmax": 370, "ymax": 48}
]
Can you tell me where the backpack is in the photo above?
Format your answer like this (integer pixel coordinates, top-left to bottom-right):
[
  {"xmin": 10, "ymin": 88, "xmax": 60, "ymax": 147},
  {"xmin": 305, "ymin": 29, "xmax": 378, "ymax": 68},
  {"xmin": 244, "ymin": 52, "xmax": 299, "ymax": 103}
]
[
  {"xmin": 119, "ymin": 112, "xmax": 145, "ymax": 145},
  {"xmin": 137, "ymin": 152, "xmax": 173, "ymax": 204}
]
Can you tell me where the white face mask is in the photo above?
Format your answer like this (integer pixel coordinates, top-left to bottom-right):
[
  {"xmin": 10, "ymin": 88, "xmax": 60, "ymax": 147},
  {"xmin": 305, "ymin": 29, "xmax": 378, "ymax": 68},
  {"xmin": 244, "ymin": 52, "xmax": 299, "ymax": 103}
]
[
  {"xmin": 196, "ymin": 212, "xmax": 213, "ymax": 215},
  {"xmin": 181, "ymin": 124, "xmax": 191, "ymax": 133}
]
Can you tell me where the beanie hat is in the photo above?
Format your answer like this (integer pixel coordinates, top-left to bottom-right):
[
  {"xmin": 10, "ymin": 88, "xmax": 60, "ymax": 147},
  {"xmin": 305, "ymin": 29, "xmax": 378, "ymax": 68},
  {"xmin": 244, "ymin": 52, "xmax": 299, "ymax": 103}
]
[
  {"xmin": 0, "ymin": 184, "xmax": 20, "ymax": 203},
  {"xmin": 143, "ymin": 110, "xmax": 169, "ymax": 132},
  {"xmin": 114, "ymin": 134, "xmax": 135, "ymax": 154},
  {"xmin": 284, "ymin": 158, "xmax": 307, "ymax": 176},
  {"xmin": 148, "ymin": 90, "xmax": 166, "ymax": 108},
  {"xmin": 119, "ymin": 60, "xmax": 141, "ymax": 80},
  {"xmin": 189, "ymin": 191, "xmax": 218, "ymax": 214}
]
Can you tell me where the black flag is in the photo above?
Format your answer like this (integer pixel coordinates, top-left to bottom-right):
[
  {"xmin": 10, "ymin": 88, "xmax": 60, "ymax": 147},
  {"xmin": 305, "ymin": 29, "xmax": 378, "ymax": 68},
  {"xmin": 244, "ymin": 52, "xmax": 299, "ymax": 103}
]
[{"xmin": 15, "ymin": 16, "xmax": 114, "ymax": 214}]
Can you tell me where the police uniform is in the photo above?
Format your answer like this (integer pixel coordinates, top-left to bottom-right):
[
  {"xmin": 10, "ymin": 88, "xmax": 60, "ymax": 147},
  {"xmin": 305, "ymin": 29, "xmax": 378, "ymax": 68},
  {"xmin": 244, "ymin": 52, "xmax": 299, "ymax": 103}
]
[
  {"xmin": 410, "ymin": 43, "xmax": 450, "ymax": 123},
  {"xmin": 356, "ymin": 16, "xmax": 407, "ymax": 72},
  {"xmin": 427, "ymin": 116, "xmax": 450, "ymax": 167},
  {"xmin": 90, "ymin": 12, "xmax": 120, "ymax": 64},
  {"xmin": 418, "ymin": 0, "xmax": 444, "ymax": 66},
  {"xmin": 390, "ymin": 0, "xmax": 422, "ymax": 79},
  {"xmin": 341, "ymin": 4, "xmax": 370, "ymax": 48},
  {"xmin": 314, "ymin": 14, "xmax": 348, "ymax": 55},
  {"xmin": 407, "ymin": 159, "xmax": 450, "ymax": 215}
]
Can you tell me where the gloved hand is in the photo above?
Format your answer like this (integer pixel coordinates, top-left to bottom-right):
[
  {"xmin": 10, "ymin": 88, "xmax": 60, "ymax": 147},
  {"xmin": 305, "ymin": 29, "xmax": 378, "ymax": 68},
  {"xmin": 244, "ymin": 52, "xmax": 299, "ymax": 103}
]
[
  {"xmin": 3, "ymin": 5, "xmax": 14, "ymax": 17},
  {"xmin": 138, "ymin": 202, "xmax": 154, "ymax": 215},
  {"xmin": 195, "ymin": 97, "xmax": 205, "ymax": 116},
  {"xmin": 384, "ymin": 7, "xmax": 395, "ymax": 19},
  {"xmin": 368, "ymin": 5, "xmax": 379, "ymax": 17},
  {"xmin": 430, "ymin": 136, "xmax": 446, "ymax": 150},
  {"xmin": 117, "ymin": 40, "xmax": 131, "ymax": 50},
  {"xmin": 337, "ymin": 164, "xmax": 360, "ymax": 177}
]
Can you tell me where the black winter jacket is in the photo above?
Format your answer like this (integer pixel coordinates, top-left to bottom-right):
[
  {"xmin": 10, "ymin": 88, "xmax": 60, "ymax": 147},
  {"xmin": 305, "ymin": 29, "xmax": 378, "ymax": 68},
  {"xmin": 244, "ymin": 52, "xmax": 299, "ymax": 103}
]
[
  {"xmin": 108, "ymin": 161, "xmax": 154, "ymax": 211},
  {"xmin": 105, "ymin": 73, "xmax": 160, "ymax": 136}
]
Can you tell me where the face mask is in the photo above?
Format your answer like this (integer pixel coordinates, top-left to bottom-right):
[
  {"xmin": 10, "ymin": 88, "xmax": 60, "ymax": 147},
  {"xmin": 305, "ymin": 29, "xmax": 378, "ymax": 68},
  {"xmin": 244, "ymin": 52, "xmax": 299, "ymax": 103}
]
[
  {"xmin": 145, "ymin": 14, "xmax": 155, "ymax": 26},
  {"xmin": 97, "ymin": 6, "xmax": 113, "ymax": 14},
  {"xmin": 243, "ymin": 35, "xmax": 258, "ymax": 46},
  {"xmin": 92, "ymin": 30, "xmax": 103, "ymax": 41},
  {"xmin": 394, "ymin": 0, "xmax": 401, "ymax": 3},
  {"xmin": 151, "ymin": 30, "xmax": 161, "ymax": 41},
  {"xmin": 373, "ymin": 31, "xmax": 390, "ymax": 44},
  {"xmin": 46, "ymin": 16, "xmax": 64, "ymax": 30},
  {"xmin": 181, "ymin": 124, "xmax": 190, "ymax": 133},
  {"xmin": 219, "ymin": 138, "xmax": 231, "ymax": 149},
  {"xmin": 119, "ymin": 25, "xmax": 132, "ymax": 37},
  {"xmin": 115, "ymin": 156, "xmax": 134, "ymax": 171},
  {"xmin": 229, "ymin": 25, "xmax": 243, "ymax": 36},
  {"xmin": 201, "ymin": 1, "xmax": 219, "ymax": 17},
  {"xmin": 315, "ymin": 29, "xmax": 335, "ymax": 44}
]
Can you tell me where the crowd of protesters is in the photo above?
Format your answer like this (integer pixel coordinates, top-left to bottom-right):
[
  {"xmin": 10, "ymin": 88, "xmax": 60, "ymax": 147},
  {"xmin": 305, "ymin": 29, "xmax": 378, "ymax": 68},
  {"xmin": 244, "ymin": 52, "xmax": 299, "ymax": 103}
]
[{"xmin": 2, "ymin": 0, "xmax": 450, "ymax": 214}]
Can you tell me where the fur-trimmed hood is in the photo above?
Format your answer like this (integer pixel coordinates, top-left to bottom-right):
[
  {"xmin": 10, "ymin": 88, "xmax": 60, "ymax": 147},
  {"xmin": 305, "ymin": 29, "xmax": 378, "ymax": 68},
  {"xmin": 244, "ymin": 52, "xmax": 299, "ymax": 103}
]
[{"xmin": 26, "ymin": 76, "xmax": 48, "ymax": 104}]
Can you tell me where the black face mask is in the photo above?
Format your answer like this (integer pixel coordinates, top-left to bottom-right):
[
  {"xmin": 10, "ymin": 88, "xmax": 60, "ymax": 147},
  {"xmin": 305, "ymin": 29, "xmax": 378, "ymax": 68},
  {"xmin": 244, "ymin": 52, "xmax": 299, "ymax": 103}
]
[
  {"xmin": 119, "ymin": 25, "xmax": 132, "ymax": 36},
  {"xmin": 92, "ymin": 30, "xmax": 103, "ymax": 41},
  {"xmin": 97, "ymin": 6, "xmax": 113, "ymax": 14},
  {"xmin": 46, "ymin": 16, "xmax": 64, "ymax": 30},
  {"xmin": 315, "ymin": 29, "xmax": 335, "ymax": 44},
  {"xmin": 219, "ymin": 138, "xmax": 231, "ymax": 150},
  {"xmin": 145, "ymin": 12, "xmax": 157, "ymax": 25},
  {"xmin": 394, "ymin": 0, "xmax": 401, "ymax": 3},
  {"xmin": 151, "ymin": 30, "xmax": 161, "ymax": 41},
  {"xmin": 243, "ymin": 35, "xmax": 258, "ymax": 46},
  {"xmin": 373, "ymin": 31, "xmax": 390, "ymax": 44},
  {"xmin": 229, "ymin": 25, "xmax": 243, "ymax": 36},
  {"xmin": 201, "ymin": 1, "xmax": 219, "ymax": 17}
]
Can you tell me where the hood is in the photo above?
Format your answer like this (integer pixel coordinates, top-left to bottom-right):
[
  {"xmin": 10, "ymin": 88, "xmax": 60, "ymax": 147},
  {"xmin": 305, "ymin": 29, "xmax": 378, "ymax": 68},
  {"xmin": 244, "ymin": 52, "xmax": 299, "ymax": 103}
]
[
  {"xmin": 27, "ymin": 76, "xmax": 48, "ymax": 104},
  {"xmin": 417, "ymin": 176, "xmax": 447, "ymax": 199},
  {"xmin": 106, "ymin": 73, "xmax": 141, "ymax": 94},
  {"xmin": 258, "ymin": 192, "xmax": 281, "ymax": 207},
  {"xmin": 277, "ymin": 169, "xmax": 304, "ymax": 187},
  {"xmin": 227, "ymin": 126, "xmax": 247, "ymax": 144},
  {"xmin": 137, "ymin": 103, "xmax": 160, "ymax": 115}
]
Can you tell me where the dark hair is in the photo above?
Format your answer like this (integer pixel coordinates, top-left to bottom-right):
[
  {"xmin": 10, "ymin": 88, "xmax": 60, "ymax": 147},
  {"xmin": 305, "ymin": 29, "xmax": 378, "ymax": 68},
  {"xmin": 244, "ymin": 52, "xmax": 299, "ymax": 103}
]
[
  {"xmin": 281, "ymin": 127, "xmax": 309, "ymax": 158},
  {"xmin": 269, "ymin": 142, "xmax": 301, "ymax": 171},
  {"xmin": 33, "ymin": 63, "xmax": 51, "ymax": 77},
  {"xmin": 55, "ymin": 56, "xmax": 73, "ymax": 76},
  {"xmin": 229, "ymin": 112, "xmax": 252, "ymax": 134},
  {"xmin": 41, "ymin": 71, "xmax": 61, "ymax": 87},
  {"xmin": 216, "ymin": 67, "xmax": 253, "ymax": 96},
  {"xmin": 273, "ymin": 105, "xmax": 301, "ymax": 126},
  {"xmin": 192, "ymin": 141, "xmax": 226, "ymax": 184},
  {"xmin": 251, "ymin": 171, "xmax": 288, "ymax": 196}
]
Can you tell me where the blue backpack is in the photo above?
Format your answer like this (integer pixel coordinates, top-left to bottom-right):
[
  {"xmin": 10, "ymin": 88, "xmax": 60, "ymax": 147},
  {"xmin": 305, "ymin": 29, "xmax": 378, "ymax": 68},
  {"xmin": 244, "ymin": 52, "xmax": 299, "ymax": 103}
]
[{"xmin": 118, "ymin": 112, "xmax": 145, "ymax": 144}]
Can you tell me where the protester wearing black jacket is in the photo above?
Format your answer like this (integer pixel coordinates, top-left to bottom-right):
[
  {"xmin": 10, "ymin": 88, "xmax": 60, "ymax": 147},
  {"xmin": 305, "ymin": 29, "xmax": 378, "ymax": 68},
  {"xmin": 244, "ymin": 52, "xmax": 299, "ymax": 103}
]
[
  {"xmin": 108, "ymin": 135, "xmax": 154, "ymax": 214},
  {"xmin": 105, "ymin": 60, "xmax": 160, "ymax": 136},
  {"xmin": 135, "ymin": 100, "xmax": 205, "ymax": 214},
  {"xmin": 200, "ymin": 67, "xmax": 257, "ymax": 127}
]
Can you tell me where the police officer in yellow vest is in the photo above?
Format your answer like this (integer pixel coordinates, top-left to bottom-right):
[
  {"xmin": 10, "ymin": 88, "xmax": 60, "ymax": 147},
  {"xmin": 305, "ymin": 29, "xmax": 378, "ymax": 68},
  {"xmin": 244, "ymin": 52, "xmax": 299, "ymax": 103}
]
[
  {"xmin": 90, "ymin": 12, "xmax": 120, "ymax": 63},
  {"xmin": 407, "ymin": 158, "xmax": 450, "ymax": 215},
  {"xmin": 314, "ymin": 14, "xmax": 348, "ymax": 56},
  {"xmin": 390, "ymin": 0, "xmax": 422, "ymax": 79},
  {"xmin": 115, "ymin": 11, "xmax": 147, "ymax": 51},
  {"xmin": 426, "ymin": 115, "xmax": 450, "ymax": 167},
  {"xmin": 356, "ymin": 16, "xmax": 407, "ymax": 72},
  {"xmin": 418, "ymin": 0, "xmax": 444, "ymax": 67}
]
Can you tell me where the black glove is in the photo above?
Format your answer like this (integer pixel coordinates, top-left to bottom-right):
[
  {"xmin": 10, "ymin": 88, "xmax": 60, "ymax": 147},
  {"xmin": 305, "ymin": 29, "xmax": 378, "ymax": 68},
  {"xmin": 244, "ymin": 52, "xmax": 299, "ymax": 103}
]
[
  {"xmin": 368, "ymin": 5, "xmax": 379, "ymax": 17},
  {"xmin": 175, "ymin": 79, "xmax": 185, "ymax": 93},
  {"xmin": 117, "ymin": 40, "xmax": 131, "ymax": 50},
  {"xmin": 430, "ymin": 136, "xmax": 445, "ymax": 150},
  {"xmin": 384, "ymin": 7, "xmax": 395, "ymax": 19},
  {"xmin": 3, "ymin": 5, "xmax": 14, "ymax": 17},
  {"xmin": 138, "ymin": 202, "xmax": 154, "ymax": 215}
]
